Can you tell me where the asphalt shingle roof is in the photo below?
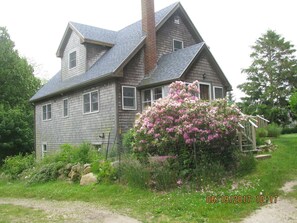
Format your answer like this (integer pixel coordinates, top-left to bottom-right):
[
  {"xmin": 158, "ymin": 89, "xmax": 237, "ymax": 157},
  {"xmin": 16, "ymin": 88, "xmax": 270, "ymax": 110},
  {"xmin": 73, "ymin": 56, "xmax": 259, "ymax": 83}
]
[
  {"xmin": 31, "ymin": 2, "xmax": 179, "ymax": 102},
  {"xmin": 139, "ymin": 42, "xmax": 205, "ymax": 87}
]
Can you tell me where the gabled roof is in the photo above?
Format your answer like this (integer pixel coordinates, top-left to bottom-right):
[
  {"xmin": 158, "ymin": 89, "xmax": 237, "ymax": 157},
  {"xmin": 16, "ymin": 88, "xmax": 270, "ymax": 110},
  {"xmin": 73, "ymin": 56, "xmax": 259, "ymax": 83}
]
[
  {"xmin": 139, "ymin": 42, "xmax": 205, "ymax": 87},
  {"xmin": 31, "ymin": 2, "xmax": 228, "ymax": 102},
  {"xmin": 138, "ymin": 43, "xmax": 232, "ymax": 91}
]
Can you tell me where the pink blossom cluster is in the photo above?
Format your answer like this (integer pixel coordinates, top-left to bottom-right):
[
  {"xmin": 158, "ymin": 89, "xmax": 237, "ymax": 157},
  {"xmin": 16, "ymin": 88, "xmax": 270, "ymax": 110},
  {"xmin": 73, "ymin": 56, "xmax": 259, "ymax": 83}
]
[{"xmin": 133, "ymin": 81, "xmax": 243, "ymax": 156}]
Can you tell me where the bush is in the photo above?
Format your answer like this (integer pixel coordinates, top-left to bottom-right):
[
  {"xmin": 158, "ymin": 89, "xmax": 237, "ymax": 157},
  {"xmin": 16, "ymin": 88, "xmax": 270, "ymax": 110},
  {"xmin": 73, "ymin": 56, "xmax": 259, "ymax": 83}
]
[
  {"xmin": 132, "ymin": 81, "xmax": 243, "ymax": 173},
  {"xmin": 91, "ymin": 160, "xmax": 117, "ymax": 183},
  {"xmin": 236, "ymin": 153, "xmax": 257, "ymax": 177},
  {"xmin": 122, "ymin": 129, "xmax": 135, "ymax": 153},
  {"xmin": 120, "ymin": 159, "xmax": 150, "ymax": 189},
  {"xmin": 1, "ymin": 154, "xmax": 35, "ymax": 179},
  {"xmin": 267, "ymin": 123, "xmax": 282, "ymax": 138},
  {"xmin": 28, "ymin": 161, "xmax": 65, "ymax": 184},
  {"xmin": 282, "ymin": 126, "xmax": 297, "ymax": 134},
  {"xmin": 257, "ymin": 127, "xmax": 268, "ymax": 138}
]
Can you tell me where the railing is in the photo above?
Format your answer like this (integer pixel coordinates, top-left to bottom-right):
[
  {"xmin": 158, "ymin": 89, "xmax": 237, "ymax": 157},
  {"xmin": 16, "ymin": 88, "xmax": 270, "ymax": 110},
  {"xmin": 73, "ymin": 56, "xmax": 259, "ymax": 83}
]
[{"xmin": 237, "ymin": 115, "xmax": 270, "ymax": 152}]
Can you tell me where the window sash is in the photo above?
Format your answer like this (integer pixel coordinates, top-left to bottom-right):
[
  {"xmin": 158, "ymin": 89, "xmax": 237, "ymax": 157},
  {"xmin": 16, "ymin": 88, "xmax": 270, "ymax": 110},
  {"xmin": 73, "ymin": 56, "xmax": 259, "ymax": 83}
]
[
  {"xmin": 173, "ymin": 40, "xmax": 183, "ymax": 51},
  {"xmin": 83, "ymin": 91, "xmax": 98, "ymax": 113},
  {"xmin": 122, "ymin": 86, "xmax": 136, "ymax": 110},
  {"xmin": 214, "ymin": 87, "xmax": 223, "ymax": 99},
  {"xmin": 69, "ymin": 51, "xmax": 76, "ymax": 69},
  {"xmin": 199, "ymin": 84, "xmax": 211, "ymax": 100},
  {"xmin": 42, "ymin": 104, "xmax": 51, "ymax": 120},
  {"xmin": 63, "ymin": 99, "xmax": 68, "ymax": 117}
]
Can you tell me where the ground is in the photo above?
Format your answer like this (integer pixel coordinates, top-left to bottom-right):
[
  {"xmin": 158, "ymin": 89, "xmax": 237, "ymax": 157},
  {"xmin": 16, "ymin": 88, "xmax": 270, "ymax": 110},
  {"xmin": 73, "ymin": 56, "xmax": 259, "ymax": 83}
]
[
  {"xmin": 0, "ymin": 198, "xmax": 140, "ymax": 223},
  {"xmin": 241, "ymin": 180, "xmax": 297, "ymax": 223},
  {"xmin": 0, "ymin": 180, "xmax": 296, "ymax": 223}
]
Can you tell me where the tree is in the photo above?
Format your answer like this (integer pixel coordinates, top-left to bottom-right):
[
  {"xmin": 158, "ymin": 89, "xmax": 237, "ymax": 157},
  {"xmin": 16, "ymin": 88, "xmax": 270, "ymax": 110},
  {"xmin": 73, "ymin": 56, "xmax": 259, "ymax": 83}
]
[
  {"xmin": 0, "ymin": 27, "xmax": 41, "ymax": 162},
  {"xmin": 238, "ymin": 30, "xmax": 297, "ymax": 125}
]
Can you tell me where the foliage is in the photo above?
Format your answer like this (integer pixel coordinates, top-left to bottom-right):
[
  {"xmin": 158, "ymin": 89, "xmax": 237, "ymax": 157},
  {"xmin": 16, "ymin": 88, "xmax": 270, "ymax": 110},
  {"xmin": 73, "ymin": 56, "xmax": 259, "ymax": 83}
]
[
  {"xmin": 92, "ymin": 160, "xmax": 117, "ymax": 183},
  {"xmin": 132, "ymin": 81, "xmax": 243, "ymax": 173},
  {"xmin": 0, "ymin": 106, "xmax": 35, "ymax": 162},
  {"xmin": 120, "ymin": 159, "xmax": 150, "ymax": 189},
  {"xmin": 289, "ymin": 91, "xmax": 297, "ymax": 115},
  {"xmin": 267, "ymin": 123, "xmax": 282, "ymax": 137},
  {"xmin": 238, "ymin": 30, "xmax": 297, "ymax": 126},
  {"xmin": 0, "ymin": 134, "xmax": 296, "ymax": 223},
  {"xmin": 1, "ymin": 153, "xmax": 35, "ymax": 179},
  {"xmin": 0, "ymin": 27, "xmax": 41, "ymax": 162},
  {"xmin": 281, "ymin": 125, "xmax": 297, "ymax": 134},
  {"xmin": 28, "ymin": 143, "xmax": 102, "ymax": 184},
  {"xmin": 256, "ymin": 127, "xmax": 268, "ymax": 138},
  {"xmin": 43, "ymin": 143, "xmax": 101, "ymax": 165},
  {"xmin": 28, "ymin": 162, "xmax": 65, "ymax": 184},
  {"xmin": 236, "ymin": 153, "xmax": 257, "ymax": 177},
  {"xmin": 122, "ymin": 129, "xmax": 136, "ymax": 153}
]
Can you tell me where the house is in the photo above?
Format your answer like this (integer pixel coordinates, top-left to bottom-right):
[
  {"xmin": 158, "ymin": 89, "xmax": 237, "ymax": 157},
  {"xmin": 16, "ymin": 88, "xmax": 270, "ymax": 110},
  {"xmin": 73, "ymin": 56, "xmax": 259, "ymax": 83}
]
[{"xmin": 30, "ymin": 0, "xmax": 232, "ymax": 158}]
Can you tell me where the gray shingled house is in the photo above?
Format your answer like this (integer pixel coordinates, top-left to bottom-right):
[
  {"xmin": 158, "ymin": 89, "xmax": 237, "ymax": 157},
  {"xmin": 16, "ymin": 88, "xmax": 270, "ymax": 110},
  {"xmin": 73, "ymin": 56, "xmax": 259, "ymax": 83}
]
[{"xmin": 30, "ymin": 0, "xmax": 232, "ymax": 158}]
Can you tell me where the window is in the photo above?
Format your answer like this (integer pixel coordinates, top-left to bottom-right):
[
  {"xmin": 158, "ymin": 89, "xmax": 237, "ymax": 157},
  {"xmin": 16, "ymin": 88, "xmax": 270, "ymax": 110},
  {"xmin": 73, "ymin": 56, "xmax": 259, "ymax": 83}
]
[
  {"xmin": 199, "ymin": 83, "xmax": 211, "ymax": 100},
  {"xmin": 142, "ymin": 87, "xmax": 164, "ymax": 109},
  {"xmin": 42, "ymin": 104, "xmax": 51, "ymax": 120},
  {"xmin": 42, "ymin": 143, "xmax": 47, "ymax": 158},
  {"xmin": 122, "ymin": 86, "xmax": 136, "ymax": 110},
  {"xmin": 69, "ymin": 51, "xmax": 76, "ymax": 69},
  {"xmin": 173, "ymin": 39, "xmax": 183, "ymax": 51},
  {"xmin": 214, "ymin": 87, "xmax": 224, "ymax": 99},
  {"xmin": 63, "ymin": 99, "xmax": 69, "ymax": 117},
  {"xmin": 83, "ymin": 91, "xmax": 99, "ymax": 113}
]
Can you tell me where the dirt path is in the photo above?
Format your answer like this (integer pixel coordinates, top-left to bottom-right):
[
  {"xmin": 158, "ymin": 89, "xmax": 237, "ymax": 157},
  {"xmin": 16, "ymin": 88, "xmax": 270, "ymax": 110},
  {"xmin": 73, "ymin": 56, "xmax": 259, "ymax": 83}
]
[
  {"xmin": 241, "ymin": 180, "xmax": 297, "ymax": 223},
  {"xmin": 0, "ymin": 198, "xmax": 141, "ymax": 223}
]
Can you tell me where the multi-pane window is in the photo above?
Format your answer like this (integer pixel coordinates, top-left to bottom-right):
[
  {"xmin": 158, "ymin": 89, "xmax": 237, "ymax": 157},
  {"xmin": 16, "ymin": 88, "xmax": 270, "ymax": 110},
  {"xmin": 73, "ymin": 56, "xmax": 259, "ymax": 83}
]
[
  {"xmin": 122, "ymin": 86, "xmax": 136, "ymax": 110},
  {"xmin": 214, "ymin": 87, "xmax": 223, "ymax": 99},
  {"xmin": 199, "ymin": 83, "xmax": 211, "ymax": 100},
  {"xmin": 173, "ymin": 39, "xmax": 183, "ymax": 51},
  {"xmin": 83, "ymin": 91, "xmax": 99, "ymax": 113},
  {"xmin": 42, "ymin": 104, "xmax": 51, "ymax": 120},
  {"xmin": 69, "ymin": 51, "xmax": 76, "ymax": 69},
  {"xmin": 142, "ymin": 87, "xmax": 164, "ymax": 109},
  {"xmin": 63, "ymin": 99, "xmax": 69, "ymax": 117}
]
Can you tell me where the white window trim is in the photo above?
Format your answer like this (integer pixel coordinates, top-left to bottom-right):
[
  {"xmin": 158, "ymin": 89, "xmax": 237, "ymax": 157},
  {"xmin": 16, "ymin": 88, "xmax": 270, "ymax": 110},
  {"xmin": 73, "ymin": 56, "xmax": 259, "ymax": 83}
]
[
  {"xmin": 142, "ymin": 86, "xmax": 165, "ymax": 110},
  {"xmin": 68, "ymin": 50, "xmax": 77, "ymax": 70},
  {"xmin": 122, "ymin": 86, "xmax": 137, "ymax": 111},
  {"xmin": 83, "ymin": 90, "xmax": 99, "ymax": 114},
  {"xmin": 198, "ymin": 82, "xmax": 212, "ymax": 100},
  {"xmin": 173, "ymin": 39, "xmax": 184, "ymax": 51},
  {"xmin": 213, "ymin": 86, "xmax": 224, "ymax": 99},
  {"xmin": 63, "ymin": 98, "xmax": 69, "ymax": 118},
  {"xmin": 42, "ymin": 103, "xmax": 52, "ymax": 121},
  {"xmin": 42, "ymin": 143, "xmax": 47, "ymax": 159}
]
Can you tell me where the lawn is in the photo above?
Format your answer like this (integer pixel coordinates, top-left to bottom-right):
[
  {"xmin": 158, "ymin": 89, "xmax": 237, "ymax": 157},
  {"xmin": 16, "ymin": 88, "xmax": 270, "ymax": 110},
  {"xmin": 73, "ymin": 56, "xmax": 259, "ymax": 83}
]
[{"xmin": 0, "ymin": 134, "xmax": 296, "ymax": 223}]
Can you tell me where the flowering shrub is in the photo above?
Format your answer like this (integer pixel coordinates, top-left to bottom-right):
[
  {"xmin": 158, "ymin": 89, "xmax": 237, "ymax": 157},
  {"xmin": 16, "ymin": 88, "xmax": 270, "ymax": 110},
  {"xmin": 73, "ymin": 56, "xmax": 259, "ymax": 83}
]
[{"xmin": 132, "ymin": 81, "xmax": 243, "ymax": 170}]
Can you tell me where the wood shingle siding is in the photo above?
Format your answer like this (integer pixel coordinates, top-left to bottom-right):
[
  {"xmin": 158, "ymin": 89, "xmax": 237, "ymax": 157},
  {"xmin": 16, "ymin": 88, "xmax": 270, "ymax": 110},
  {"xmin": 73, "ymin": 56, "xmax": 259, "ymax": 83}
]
[{"xmin": 35, "ymin": 81, "xmax": 117, "ymax": 157}]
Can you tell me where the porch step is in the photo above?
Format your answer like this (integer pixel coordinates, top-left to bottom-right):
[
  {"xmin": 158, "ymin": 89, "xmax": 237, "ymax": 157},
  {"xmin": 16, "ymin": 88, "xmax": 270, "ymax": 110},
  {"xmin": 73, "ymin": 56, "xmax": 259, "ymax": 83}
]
[{"xmin": 255, "ymin": 154, "xmax": 272, "ymax": 160}]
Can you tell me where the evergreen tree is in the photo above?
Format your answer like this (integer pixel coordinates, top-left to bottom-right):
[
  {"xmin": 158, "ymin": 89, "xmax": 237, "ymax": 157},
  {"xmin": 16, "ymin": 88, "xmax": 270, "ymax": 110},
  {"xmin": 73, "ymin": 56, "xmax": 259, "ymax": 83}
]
[{"xmin": 238, "ymin": 30, "xmax": 297, "ymax": 125}]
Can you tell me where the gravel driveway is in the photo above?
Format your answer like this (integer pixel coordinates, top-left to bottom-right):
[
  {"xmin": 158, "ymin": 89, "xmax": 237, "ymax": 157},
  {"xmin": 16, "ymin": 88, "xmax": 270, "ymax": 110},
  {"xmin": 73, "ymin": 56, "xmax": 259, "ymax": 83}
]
[
  {"xmin": 0, "ymin": 198, "xmax": 141, "ymax": 223},
  {"xmin": 241, "ymin": 180, "xmax": 297, "ymax": 223}
]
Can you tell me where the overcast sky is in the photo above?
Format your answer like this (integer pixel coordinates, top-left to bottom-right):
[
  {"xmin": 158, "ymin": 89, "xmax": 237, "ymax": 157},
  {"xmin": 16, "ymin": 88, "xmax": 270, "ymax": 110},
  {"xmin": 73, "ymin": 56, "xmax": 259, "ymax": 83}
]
[{"xmin": 1, "ymin": 0, "xmax": 297, "ymax": 100}]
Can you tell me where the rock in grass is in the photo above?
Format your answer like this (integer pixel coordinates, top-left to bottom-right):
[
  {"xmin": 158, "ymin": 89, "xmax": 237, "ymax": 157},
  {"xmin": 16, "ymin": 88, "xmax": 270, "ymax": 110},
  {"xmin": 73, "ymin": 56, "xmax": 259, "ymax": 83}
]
[{"xmin": 80, "ymin": 173, "xmax": 97, "ymax": 186}]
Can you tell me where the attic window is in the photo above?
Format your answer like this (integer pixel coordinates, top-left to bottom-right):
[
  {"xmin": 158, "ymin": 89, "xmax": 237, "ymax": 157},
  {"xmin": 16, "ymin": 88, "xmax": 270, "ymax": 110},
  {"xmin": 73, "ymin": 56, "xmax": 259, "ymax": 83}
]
[
  {"xmin": 69, "ymin": 51, "xmax": 77, "ymax": 69},
  {"xmin": 174, "ymin": 16, "xmax": 180, "ymax": 24},
  {"xmin": 173, "ymin": 39, "xmax": 183, "ymax": 51}
]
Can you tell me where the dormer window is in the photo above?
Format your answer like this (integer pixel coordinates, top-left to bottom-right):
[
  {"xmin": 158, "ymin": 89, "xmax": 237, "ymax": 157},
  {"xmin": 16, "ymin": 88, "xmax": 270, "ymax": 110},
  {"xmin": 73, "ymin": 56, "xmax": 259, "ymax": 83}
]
[
  {"xmin": 69, "ymin": 51, "xmax": 77, "ymax": 69},
  {"xmin": 173, "ymin": 39, "xmax": 183, "ymax": 51}
]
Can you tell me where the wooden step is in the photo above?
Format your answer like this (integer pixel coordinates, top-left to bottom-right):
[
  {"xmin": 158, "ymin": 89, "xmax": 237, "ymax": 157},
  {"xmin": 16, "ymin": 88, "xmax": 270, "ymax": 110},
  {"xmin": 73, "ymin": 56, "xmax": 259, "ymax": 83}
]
[{"xmin": 255, "ymin": 154, "xmax": 272, "ymax": 160}]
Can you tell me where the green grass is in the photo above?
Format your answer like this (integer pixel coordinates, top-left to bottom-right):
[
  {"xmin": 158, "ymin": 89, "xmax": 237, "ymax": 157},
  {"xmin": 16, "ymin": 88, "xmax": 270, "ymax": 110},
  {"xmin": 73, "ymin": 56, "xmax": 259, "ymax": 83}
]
[
  {"xmin": 0, "ymin": 134, "xmax": 296, "ymax": 223},
  {"xmin": 0, "ymin": 204, "xmax": 57, "ymax": 223}
]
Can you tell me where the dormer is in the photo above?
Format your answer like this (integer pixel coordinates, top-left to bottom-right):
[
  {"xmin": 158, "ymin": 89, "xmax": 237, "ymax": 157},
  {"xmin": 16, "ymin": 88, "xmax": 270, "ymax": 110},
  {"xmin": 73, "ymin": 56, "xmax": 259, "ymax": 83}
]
[{"xmin": 56, "ymin": 22, "xmax": 117, "ymax": 81}]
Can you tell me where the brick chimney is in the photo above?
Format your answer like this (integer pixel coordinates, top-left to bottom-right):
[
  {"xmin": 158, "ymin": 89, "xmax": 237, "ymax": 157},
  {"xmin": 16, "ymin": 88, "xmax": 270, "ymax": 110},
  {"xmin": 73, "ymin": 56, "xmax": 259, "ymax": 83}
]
[{"xmin": 141, "ymin": 0, "xmax": 157, "ymax": 75}]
